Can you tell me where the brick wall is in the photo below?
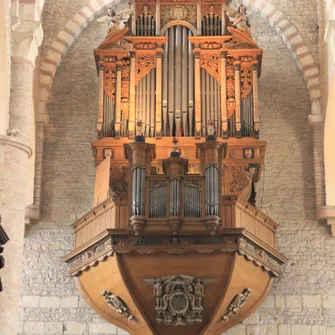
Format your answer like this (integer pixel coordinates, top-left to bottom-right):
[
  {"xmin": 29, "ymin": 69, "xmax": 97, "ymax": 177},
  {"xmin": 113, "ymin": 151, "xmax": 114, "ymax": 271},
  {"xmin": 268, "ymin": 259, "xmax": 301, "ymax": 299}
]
[{"xmin": 19, "ymin": 8, "xmax": 335, "ymax": 335}]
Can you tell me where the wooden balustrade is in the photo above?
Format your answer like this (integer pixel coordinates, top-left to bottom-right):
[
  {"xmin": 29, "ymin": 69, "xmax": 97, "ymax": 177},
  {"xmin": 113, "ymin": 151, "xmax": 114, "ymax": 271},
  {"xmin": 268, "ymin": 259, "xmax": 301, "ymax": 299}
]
[
  {"xmin": 74, "ymin": 191, "xmax": 277, "ymax": 249},
  {"xmin": 74, "ymin": 196, "xmax": 128, "ymax": 248},
  {"xmin": 222, "ymin": 195, "xmax": 277, "ymax": 249}
]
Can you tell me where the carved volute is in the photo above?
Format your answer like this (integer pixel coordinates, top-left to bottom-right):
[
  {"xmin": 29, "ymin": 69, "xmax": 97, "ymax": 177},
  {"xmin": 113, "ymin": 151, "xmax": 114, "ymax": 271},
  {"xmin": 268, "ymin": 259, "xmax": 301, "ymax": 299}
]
[{"xmin": 64, "ymin": 1, "xmax": 287, "ymax": 334}]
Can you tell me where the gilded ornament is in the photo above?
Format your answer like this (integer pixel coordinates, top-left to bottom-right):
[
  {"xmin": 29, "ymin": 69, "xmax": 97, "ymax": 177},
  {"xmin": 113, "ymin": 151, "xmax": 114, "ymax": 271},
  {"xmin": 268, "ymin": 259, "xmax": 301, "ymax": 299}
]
[
  {"xmin": 222, "ymin": 288, "xmax": 252, "ymax": 321},
  {"xmin": 143, "ymin": 275, "xmax": 215, "ymax": 326}
]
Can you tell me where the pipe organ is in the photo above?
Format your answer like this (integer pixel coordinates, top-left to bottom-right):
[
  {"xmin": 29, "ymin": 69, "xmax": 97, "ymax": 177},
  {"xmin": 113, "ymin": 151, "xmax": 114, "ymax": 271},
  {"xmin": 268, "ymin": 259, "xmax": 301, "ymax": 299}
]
[
  {"xmin": 95, "ymin": 1, "xmax": 261, "ymax": 139},
  {"xmin": 64, "ymin": 1, "xmax": 287, "ymax": 335}
]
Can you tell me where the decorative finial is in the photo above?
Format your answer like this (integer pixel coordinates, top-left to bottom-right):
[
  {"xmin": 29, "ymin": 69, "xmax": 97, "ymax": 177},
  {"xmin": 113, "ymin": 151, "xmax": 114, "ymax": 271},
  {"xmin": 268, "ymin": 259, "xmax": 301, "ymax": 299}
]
[
  {"xmin": 135, "ymin": 120, "xmax": 145, "ymax": 142},
  {"xmin": 171, "ymin": 137, "xmax": 181, "ymax": 157},
  {"xmin": 206, "ymin": 120, "xmax": 216, "ymax": 140}
]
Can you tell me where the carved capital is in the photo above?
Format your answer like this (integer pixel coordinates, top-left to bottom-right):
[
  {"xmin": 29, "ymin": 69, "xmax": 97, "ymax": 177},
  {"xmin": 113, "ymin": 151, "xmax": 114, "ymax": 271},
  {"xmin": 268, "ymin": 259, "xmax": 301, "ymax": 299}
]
[{"xmin": 11, "ymin": 21, "xmax": 43, "ymax": 66}]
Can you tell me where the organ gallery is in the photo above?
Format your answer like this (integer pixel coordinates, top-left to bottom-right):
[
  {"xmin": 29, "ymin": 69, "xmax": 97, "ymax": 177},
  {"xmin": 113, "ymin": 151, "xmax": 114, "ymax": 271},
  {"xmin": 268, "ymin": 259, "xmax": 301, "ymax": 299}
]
[{"xmin": 64, "ymin": 0, "xmax": 287, "ymax": 334}]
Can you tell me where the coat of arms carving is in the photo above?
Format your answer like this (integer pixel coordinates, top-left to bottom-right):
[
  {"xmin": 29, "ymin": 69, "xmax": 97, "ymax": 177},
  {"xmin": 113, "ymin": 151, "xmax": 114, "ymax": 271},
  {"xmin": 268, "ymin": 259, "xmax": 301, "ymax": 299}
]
[{"xmin": 143, "ymin": 275, "xmax": 214, "ymax": 326}]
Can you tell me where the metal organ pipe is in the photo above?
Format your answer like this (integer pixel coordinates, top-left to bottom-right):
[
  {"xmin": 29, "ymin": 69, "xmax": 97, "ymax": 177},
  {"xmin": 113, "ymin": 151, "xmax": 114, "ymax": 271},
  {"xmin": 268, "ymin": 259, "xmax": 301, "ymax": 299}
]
[
  {"xmin": 205, "ymin": 165, "xmax": 219, "ymax": 216},
  {"xmin": 168, "ymin": 27, "xmax": 175, "ymax": 136},
  {"xmin": 163, "ymin": 25, "xmax": 194, "ymax": 137},
  {"xmin": 188, "ymin": 30, "xmax": 194, "ymax": 136},
  {"xmin": 182, "ymin": 27, "xmax": 188, "ymax": 136},
  {"xmin": 162, "ymin": 32, "xmax": 168, "ymax": 136}
]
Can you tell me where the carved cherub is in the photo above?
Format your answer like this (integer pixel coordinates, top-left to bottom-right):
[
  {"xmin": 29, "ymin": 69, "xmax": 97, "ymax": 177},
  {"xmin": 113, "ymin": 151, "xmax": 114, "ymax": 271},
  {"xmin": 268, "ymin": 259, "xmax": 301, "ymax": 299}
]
[
  {"xmin": 97, "ymin": 6, "xmax": 133, "ymax": 39},
  {"xmin": 226, "ymin": 5, "xmax": 252, "ymax": 36}
]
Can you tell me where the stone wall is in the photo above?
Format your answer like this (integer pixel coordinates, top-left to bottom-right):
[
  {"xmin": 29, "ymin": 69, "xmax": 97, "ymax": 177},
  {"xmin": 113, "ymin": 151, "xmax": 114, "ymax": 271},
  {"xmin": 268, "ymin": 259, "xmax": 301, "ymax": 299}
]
[{"xmin": 19, "ymin": 8, "xmax": 335, "ymax": 335}]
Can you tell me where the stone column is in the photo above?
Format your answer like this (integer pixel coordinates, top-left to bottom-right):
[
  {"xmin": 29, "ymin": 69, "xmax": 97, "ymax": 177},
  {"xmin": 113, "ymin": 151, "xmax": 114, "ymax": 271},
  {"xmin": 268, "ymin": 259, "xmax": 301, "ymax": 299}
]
[{"xmin": 0, "ymin": 21, "xmax": 42, "ymax": 335}]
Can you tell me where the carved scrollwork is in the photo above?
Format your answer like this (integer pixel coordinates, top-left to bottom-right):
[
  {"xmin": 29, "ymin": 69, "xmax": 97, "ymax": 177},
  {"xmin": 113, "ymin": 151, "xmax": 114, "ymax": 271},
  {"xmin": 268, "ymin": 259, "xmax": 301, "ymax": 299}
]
[
  {"xmin": 183, "ymin": 180, "xmax": 202, "ymax": 189},
  {"xmin": 149, "ymin": 180, "xmax": 168, "ymax": 191},
  {"xmin": 226, "ymin": 57, "xmax": 235, "ymax": 117},
  {"xmin": 200, "ymin": 53, "xmax": 220, "ymax": 84},
  {"xmin": 121, "ymin": 59, "xmax": 130, "ymax": 115},
  {"xmin": 230, "ymin": 164, "xmax": 250, "ymax": 193},
  {"xmin": 240, "ymin": 65, "xmax": 252, "ymax": 99},
  {"xmin": 104, "ymin": 68, "xmax": 116, "ymax": 101},
  {"xmin": 135, "ymin": 53, "xmax": 156, "ymax": 85},
  {"xmin": 143, "ymin": 275, "xmax": 214, "ymax": 326},
  {"xmin": 222, "ymin": 288, "xmax": 252, "ymax": 321},
  {"xmin": 110, "ymin": 164, "xmax": 128, "ymax": 194}
]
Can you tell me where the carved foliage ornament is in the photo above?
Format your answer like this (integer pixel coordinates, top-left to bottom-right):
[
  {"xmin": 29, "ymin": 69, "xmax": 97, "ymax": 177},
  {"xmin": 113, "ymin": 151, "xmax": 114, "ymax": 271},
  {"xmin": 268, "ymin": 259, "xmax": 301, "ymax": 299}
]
[
  {"xmin": 222, "ymin": 288, "xmax": 252, "ymax": 321},
  {"xmin": 121, "ymin": 59, "xmax": 130, "ymax": 115},
  {"xmin": 201, "ymin": 53, "xmax": 220, "ymax": 84},
  {"xmin": 226, "ymin": 57, "xmax": 235, "ymax": 117},
  {"xmin": 143, "ymin": 275, "xmax": 214, "ymax": 326},
  {"xmin": 104, "ymin": 68, "xmax": 116, "ymax": 101},
  {"xmin": 110, "ymin": 164, "xmax": 128, "ymax": 194},
  {"xmin": 101, "ymin": 290, "xmax": 134, "ymax": 321},
  {"xmin": 240, "ymin": 64, "xmax": 252, "ymax": 99},
  {"xmin": 135, "ymin": 53, "xmax": 156, "ymax": 85}
]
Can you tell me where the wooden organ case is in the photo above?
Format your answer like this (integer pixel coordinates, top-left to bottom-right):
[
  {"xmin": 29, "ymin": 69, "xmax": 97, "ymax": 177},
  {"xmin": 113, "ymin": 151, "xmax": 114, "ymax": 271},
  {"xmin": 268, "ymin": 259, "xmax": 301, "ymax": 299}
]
[{"xmin": 64, "ymin": 1, "xmax": 287, "ymax": 334}]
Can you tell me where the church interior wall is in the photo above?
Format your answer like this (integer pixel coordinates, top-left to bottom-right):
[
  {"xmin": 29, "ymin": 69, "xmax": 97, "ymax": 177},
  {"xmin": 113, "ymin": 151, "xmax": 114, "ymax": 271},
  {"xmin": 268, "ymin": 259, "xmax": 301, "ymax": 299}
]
[{"xmin": 16, "ymin": 4, "xmax": 335, "ymax": 334}]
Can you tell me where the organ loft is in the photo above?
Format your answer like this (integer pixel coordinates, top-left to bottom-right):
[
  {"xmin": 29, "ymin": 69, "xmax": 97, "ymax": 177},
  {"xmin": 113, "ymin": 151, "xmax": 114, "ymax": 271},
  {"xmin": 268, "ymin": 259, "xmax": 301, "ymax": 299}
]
[{"xmin": 64, "ymin": 1, "xmax": 287, "ymax": 334}]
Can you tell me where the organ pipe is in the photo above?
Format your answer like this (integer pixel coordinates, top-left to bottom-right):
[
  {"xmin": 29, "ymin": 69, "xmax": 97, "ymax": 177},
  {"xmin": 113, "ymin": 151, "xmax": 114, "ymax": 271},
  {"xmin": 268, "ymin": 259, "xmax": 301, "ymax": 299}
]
[
  {"xmin": 188, "ymin": 30, "xmax": 194, "ymax": 136},
  {"xmin": 115, "ymin": 63, "xmax": 122, "ymax": 138},
  {"xmin": 170, "ymin": 178, "xmax": 181, "ymax": 216},
  {"xmin": 194, "ymin": 53, "xmax": 201, "ymax": 138},
  {"xmin": 182, "ymin": 28, "xmax": 188, "ymax": 136},
  {"xmin": 252, "ymin": 61, "xmax": 260, "ymax": 137},
  {"xmin": 205, "ymin": 165, "xmax": 219, "ymax": 216},
  {"xmin": 162, "ymin": 32, "xmax": 168, "ymax": 136},
  {"xmin": 175, "ymin": 25, "xmax": 182, "ymax": 136},
  {"xmin": 129, "ymin": 54, "xmax": 136, "ymax": 138},
  {"xmin": 168, "ymin": 27, "xmax": 175, "ymax": 136},
  {"xmin": 156, "ymin": 53, "xmax": 162, "ymax": 138},
  {"xmin": 221, "ymin": 53, "xmax": 228, "ymax": 137},
  {"xmin": 234, "ymin": 61, "xmax": 241, "ymax": 137},
  {"xmin": 98, "ymin": 67, "xmax": 104, "ymax": 131}
]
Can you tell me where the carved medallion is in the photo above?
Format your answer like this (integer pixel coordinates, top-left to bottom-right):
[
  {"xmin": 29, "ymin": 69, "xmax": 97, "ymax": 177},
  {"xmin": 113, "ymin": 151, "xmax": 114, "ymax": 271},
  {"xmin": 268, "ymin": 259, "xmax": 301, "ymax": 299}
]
[
  {"xmin": 143, "ymin": 275, "xmax": 214, "ymax": 326},
  {"xmin": 101, "ymin": 290, "xmax": 134, "ymax": 321},
  {"xmin": 222, "ymin": 288, "xmax": 252, "ymax": 321},
  {"xmin": 170, "ymin": 5, "xmax": 188, "ymax": 20}
]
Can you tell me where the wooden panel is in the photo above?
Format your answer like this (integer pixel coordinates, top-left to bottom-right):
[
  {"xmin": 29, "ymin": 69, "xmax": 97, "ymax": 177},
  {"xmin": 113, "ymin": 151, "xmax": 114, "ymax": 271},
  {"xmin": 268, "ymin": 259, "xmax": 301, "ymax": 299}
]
[{"xmin": 93, "ymin": 156, "xmax": 111, "ymax": 207}]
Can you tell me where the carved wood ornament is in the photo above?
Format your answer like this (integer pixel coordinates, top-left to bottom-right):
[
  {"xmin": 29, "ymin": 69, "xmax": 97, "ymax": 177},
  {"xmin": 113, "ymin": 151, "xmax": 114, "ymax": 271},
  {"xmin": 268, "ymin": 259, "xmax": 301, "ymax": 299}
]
[{"xmin": 135, "ymin": 53, "xmax": 156, "ymax": 85}]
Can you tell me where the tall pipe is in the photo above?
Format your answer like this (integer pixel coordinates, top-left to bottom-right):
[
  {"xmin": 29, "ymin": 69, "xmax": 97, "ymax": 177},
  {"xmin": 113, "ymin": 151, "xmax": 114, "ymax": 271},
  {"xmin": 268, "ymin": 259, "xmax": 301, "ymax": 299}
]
[
  {"xmin": 234, "ymin": 61, "xmax": 241, "ymax": 137},
  {"xmin": 182, "ymin": 27, "xmax": 188, "ymax": 136},
  {"xmin": 188, "ymin": 30, "xmax": 194, "ymax": 136},
  {"xmin": 150, "ymin": 69, "xmax": 155, "ymax": 136},
  {"xmin": 194, "ymin": 52, "xmax": 201, "ymax": 138},
  {"xmin": 156, "ymin": 53, "xmax": 162, "ymax": 138},
  {"xmin": 129, "ymin": 54, "xmax": 136, "ymax": 138},
  {"xmin": 168, "ymin": 27, "xmax": 175, "ymax": 136},
  {"xmin": 201, "ymin": 69, "xmax": 206, "ymax": 136},
  {"xmin": 98, "ymin": 67, "xmax": 104, "ymax": 132},
  {"xmin": 163, "ymin": 32, "xmax": 168, "ymax": 136},
  {"xmin": 115, "ymin": 63, "xmax": 122, "ymax": 138},
  {"xmin": 197, "ymin": 2, "xmax": 202, "ymax": 35},
  {"xmin": 252, "ymin": 61, "xmax": 259, "ymax": 137},
  {"xmin": 221, "ymin": 52, "xmax": 228, "ymax": 137},
  {"xmin": 156, "ymin": 1, "xmax": 160, "ymax": 34},
  {"xmin": 175, "ymin": 25, "xmax": 182, "ymax": 136}
]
